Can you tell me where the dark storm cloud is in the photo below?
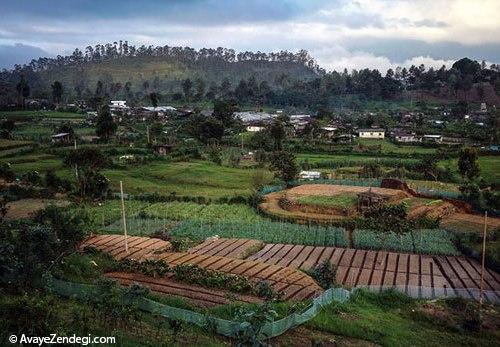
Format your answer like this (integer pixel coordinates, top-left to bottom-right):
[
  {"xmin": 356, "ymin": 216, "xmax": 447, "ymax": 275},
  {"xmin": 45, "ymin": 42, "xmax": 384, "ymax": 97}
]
[
  {"xmin": 0, "ymin": 0, "xmax": 307, "ymax": 25},
  {"xmin": 0, "ymin": 43, "xmax": 49, "ymax": 68},
  {"xmin": 343, "ymin": 38, "xmax": 500, "ymax": 64},
  {"xmin": 0, "ymin": 0, "xmax": 498, "ymax": 71}
]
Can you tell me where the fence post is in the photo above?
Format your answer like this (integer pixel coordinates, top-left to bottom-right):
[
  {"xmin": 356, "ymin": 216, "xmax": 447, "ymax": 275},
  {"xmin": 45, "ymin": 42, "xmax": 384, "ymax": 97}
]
[{"xmin": 120, "ymin": 181, "xmax": 129, "ymax": 253}]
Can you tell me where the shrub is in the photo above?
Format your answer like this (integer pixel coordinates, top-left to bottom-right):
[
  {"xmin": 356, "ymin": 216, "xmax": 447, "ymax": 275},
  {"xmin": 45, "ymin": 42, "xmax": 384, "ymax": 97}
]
[
  {"xmin": 21, "ymin": 170, "xmax": 42, "ymax": 186},
  {"xmin": 0, "ymin": 162, "xmax": 15, "ymax": 182},
  {"xmin": 309, "ymin": 260, "xmax": 337, "ymax": 289}
]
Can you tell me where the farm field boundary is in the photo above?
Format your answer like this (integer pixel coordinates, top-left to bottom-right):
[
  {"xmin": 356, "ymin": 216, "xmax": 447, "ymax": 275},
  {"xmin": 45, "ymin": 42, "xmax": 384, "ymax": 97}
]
[{"xmin": 48, "ymin": 279, "xmax": 350, "ymax": 339}]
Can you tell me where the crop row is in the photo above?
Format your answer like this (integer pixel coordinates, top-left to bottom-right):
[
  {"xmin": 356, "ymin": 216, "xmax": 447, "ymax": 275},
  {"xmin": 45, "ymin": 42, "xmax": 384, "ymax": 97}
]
[
  {"xmin": 353, "ymin": 229, "xmax": 459, "ymax": 255},
  {"xmin": 300, "ymin": 157, "xmax": 420, "ymax": 170},
  {"xmin": 170, "ymin": 220, "xmax": 349, "ymax": 247},
  {"xmin": 141, "ymin": 202, "xmax": 263, "ymax": 223}
]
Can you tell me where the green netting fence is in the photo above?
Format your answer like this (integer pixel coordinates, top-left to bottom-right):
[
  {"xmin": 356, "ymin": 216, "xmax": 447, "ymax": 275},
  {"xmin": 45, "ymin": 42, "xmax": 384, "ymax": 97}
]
[{"xmin": 48, "ymin": 279, "xmax": 350, "ymax": 339}]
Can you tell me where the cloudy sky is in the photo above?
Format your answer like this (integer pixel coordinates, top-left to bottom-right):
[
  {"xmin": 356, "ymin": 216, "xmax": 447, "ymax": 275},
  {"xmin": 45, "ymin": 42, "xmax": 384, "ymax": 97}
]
[{"xmin": 1, "ymin": 0, "xmax": 499, "ymax": 72}]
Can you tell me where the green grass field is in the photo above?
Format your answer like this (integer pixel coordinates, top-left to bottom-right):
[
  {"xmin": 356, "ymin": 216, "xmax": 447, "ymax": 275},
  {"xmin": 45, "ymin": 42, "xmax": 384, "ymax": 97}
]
[
  {"xmin": 439, "ymin": 156, "xmax": 500, "ymax": 184},
  {"xmin": 296, "ymin": 193, "xmax": 358, "ymax": 209},
  {"xmin": 356, "ymin": 138, "xmax": 436, "ymax": 154},
  {"xmin": 0, "ymin": 139, "xmax": 33, "ymax": 150},
  {"xmin": 7, "ymin": 154, "xmax": 273, "ymax": 198},
  {"xmin": 103, "ymin": 160, "xmax": 273, "ymax": 198},
  {"xmin": 0, "ymin": 110, "xmax": 85, "ymax": 119}
]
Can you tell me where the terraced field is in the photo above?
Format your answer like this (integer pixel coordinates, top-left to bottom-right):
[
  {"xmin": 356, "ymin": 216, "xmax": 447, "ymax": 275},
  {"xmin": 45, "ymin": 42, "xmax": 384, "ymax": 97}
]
[
  {"xmin": 81, "ymin": 234, "xmax": 172, "ymax": 260},
  {"xmin": 81, "ymin": 235, "xmax": 323, "ymax": 301},
  {"xmin": 191, "ymin": 238, "xmax": 500, "ymax": 302}
]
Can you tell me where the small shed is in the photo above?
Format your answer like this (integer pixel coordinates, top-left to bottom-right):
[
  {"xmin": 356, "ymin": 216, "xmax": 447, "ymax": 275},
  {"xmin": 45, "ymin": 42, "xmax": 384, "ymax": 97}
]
[
  {"xmin": 357, "ymin": 188, "xmax": 388, "ymax": 212},
  {"xmin": 51, "ymin": 132, "xmax": 71, "ymax": 144},
  {"xmin": 299, "ymin": 170, "xmax": 322, "ymax": 180},
  {"xmin": 153, "ymin": 144, "xmax": 173, "ymax": 156}
]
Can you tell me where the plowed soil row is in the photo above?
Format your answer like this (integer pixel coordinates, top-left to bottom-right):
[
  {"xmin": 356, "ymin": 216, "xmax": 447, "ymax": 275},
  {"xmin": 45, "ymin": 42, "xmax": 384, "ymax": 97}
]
[
  {"xmin": 81, "ymin": 234, "xmax": 171, "ymax": 261},
  {"xmin": 105, "ymin": 272, "xmax": 263, "ymax": 307},
  {"xmin": 192, "ymin": 239, "xmax": 500, "ymax": 300},
  {"xmin": 247, "ymin": 244, "xmax": 500, "ymax": 300},
  {"xmin": 188, "ymin": 238, "xmax": 264, "ymax": 259}
]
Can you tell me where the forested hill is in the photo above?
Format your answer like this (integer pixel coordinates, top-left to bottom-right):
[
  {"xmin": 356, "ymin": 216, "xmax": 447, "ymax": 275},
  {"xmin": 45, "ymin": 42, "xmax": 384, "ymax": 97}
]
[
  {"xmin": 0, "ymin": 42, "xmax": 322, "ymax": 103},
  {"xmin": 1, "ymin": 40, "xmax": 500, "ymax": 109}
]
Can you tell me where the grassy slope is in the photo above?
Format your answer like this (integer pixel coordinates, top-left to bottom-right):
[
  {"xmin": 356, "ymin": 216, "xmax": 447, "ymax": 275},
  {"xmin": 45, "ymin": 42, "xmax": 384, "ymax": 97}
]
[
  {"xmin": 0, "ymin": 110, "xmax": 85, "ymax": 119},
  {"xmin": 103, "ymin": 160, "xmax": 273, "ymax": 198},
  {"xmin": 439, "ymin": 156, "xmax": 500, "ymax": 184},
  {"xmin": 9, "ymin": 154, "xmax": 272, "ymax": 198},
  {"xmin": 307, "ymin": 290, "xmax": 499, "ymax": 347},
  {"xmin": 356, "ymin": 138, "xmax": 436, "ymax": 154}
]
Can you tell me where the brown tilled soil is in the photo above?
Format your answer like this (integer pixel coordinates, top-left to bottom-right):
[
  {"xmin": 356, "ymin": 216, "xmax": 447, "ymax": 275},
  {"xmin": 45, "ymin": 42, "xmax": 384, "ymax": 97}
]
[
  {"xmin": 247, "ymin": 243, "xmax": 500, "ymax": 300},
  {"xmin": 81, "ymin": 234, "xmax": 172, "ymax": 260},
  {"xmin": 287, "ymin": 184, "xmax": 408, "ymax": 199},
  {"xmin": 81, "ymin": 234, "xmax": 323, "ymax": 301},
  {"xmin": 407, "ymin": 201, "xmax": 456, "ymax": 219},
  {"xmin": 186, "ymin": 238, "xmax": 500, "ymax": 300},
  {"xmin": 188, "ymin": 238, "xmax": 264, "ymax": 259},
  {"xmin": 105, "ymin": 271, "xmax": 263, "ymax": 307}
]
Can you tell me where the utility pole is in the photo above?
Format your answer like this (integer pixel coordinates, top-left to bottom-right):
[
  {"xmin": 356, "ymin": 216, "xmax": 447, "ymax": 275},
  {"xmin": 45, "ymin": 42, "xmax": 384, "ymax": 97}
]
[
  {"xmin": 120, "ymin": 181, "xmax": 128, "ymax": 253},
  {"xmin": 74, "ymin": 139, "xmax": 78, "ymax": 180},
  {"xmin": 479, "ymin": 212, "xmax": 487, "ymax": 307}
]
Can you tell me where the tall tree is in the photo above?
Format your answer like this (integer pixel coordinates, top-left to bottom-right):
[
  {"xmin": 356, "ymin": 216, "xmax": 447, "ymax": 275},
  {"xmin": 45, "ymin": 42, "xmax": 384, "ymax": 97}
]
[
  {"xmin": 182, "ymin": 78, "xmax": 193, "ymax": 100},
  {"xmin": 149, "ymin": 92, "xmax": 158, "ymax": 107},
  {"xmin": 194, "ymin": 77, "xmax": 206, "ymax": 100},
  {"xmin": 269, "ymin": 151, "xmax": 298, "ymax": 184},
  {"xmin": 458, "ymin": 147, "xmax": 480, "ymax": 180},
  {"xmin": 15, "ymin": 76, "xmax": 30, "ymax": 109},
  {"xmin": 51, "ymin": 81, "xmax": 63, "ymax": 104},
  {"xmin": 95, "ymin": 105, "xmax": 117, "ymax": 141}
]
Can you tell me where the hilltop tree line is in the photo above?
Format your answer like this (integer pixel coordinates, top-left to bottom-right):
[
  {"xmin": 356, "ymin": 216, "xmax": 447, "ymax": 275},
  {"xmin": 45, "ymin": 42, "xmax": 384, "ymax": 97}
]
[{"xmin": 0, "ymin": 40, "xmax": 499, "ymax": 109}]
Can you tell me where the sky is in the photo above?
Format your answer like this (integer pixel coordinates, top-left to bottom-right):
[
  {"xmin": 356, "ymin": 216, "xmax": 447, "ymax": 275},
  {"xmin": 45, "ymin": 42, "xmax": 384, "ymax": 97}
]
[{"xmin": 1, "ymin": 0, "xmax": 500, "ymax": 72}]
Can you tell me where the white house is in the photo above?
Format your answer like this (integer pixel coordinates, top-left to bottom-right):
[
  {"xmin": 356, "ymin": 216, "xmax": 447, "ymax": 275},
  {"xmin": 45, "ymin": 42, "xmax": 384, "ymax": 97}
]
[
  {"xmin": 109, "ymin": 100, "xmax": 129, "ymax": 112},
  {"xmin": 358, "ymin": 128, "xmax": 385, "ymax": 139},
  {"xmin": 299, "ymin": 171, "xmax": 322, "ymax": 180},
  {"xmin": 246, "ymin": 125, "xmax": 265, "ymax": 132},
  {"xmin": 392, "ymin": 130, "xmax": 417, "ymax": 143},
  {"xmin": 110, "ymin": 100, "xmax": 127, "ymax": 107},
  {"xmin": 422, "ymin": 134, "xmax": 443, "ymax": 143}
]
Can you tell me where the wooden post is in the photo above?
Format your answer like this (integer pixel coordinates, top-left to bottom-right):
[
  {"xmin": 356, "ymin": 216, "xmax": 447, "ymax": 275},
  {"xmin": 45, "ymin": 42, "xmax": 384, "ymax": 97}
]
[
  {"xmin": 73, "ymin": 139, "xmax": 78, "ymax": 180},
  {"xmin": 479, "ymin": 212, "xmax": 487, "ymax": 306},
  {"xmin": 146, "ymin": 125, "xmax": 150, "ymax": 144},
  {"xmin": 120, "ymin": 181, "xmax": 128, "ymax": 253}
]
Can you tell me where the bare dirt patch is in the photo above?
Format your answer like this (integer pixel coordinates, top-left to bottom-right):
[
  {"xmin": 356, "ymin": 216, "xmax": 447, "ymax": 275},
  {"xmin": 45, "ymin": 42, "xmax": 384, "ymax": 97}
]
[
  {"xmin": 4, "ymin": 198, "xmax": 71, "ymax": 220},
  {"xmin": 287, "ymin": 184, "xmax": 408, "ymax": 200}
]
